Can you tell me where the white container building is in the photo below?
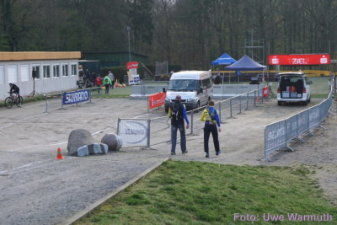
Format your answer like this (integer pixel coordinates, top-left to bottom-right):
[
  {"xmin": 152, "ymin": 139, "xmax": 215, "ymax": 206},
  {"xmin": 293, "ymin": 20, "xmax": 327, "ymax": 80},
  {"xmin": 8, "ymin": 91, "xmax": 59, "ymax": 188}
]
[{"xmin": 0, "ymin": 51, "xmax": 81, "ymax": 100}]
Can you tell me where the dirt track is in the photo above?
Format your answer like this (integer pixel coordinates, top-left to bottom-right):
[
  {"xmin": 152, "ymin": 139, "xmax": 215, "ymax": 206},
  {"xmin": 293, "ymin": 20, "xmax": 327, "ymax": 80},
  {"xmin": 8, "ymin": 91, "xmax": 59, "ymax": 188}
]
[{"xmin": 0, "ymin": 97, "xmax": 336, "ymax": 225}]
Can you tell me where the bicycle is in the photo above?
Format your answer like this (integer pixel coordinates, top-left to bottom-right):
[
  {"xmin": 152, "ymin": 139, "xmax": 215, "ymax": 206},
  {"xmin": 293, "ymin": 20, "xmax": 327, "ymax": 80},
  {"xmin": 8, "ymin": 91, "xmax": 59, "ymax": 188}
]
[{"xmin": 4, "ymin": 93, "xmax": 23, "ymax": 109}]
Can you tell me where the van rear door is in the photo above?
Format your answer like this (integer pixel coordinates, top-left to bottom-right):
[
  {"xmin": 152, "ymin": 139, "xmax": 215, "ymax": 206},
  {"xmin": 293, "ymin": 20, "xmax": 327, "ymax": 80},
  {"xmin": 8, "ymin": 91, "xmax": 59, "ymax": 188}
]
[{"xmin": 279, "ymin": 76, "xmax": 304, "ymax": 99}]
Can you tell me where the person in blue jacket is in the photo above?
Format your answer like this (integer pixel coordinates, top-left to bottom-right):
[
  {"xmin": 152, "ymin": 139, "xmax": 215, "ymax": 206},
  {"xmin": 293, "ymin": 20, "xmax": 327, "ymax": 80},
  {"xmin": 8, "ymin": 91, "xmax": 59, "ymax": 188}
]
[
  {"xmin": 200, "ymin": 100, "xmax": 221, "ymax": 158},
  {"xmin": 168, "ymin": 95, "xmax": 189, "ymax": 155}
]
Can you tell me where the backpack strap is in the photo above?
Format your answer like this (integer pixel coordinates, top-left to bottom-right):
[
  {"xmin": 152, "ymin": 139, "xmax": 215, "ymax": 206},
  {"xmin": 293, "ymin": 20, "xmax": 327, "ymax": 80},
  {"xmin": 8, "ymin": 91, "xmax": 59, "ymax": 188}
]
[{"xmin": 207, "ymin": 107, "xmax": 217, "ymax": 125}]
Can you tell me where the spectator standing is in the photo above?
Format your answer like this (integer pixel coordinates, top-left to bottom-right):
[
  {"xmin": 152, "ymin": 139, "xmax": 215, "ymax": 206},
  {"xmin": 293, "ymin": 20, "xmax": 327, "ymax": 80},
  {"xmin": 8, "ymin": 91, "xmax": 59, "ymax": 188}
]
[
  {"xmin": 95, "ymin": 75, "xmax": 103, "ymax": 94},
  {"xmin": 102, "ymin": 75, "xmax": 112, "ymax": 94},
  {"xmin": 200, "ymin": 100, "xmax": 221, "ymax": 158},
  {"xmin": 214, "ymin": 74, "xmax": 221, "ymax": 84},
  {"xmin": 108, "ymin": 71, "xmax": 115, "ymax": 88},
  {"xmin": 168, "ymin": 95, "xmax": 189, "ymax": 155}
]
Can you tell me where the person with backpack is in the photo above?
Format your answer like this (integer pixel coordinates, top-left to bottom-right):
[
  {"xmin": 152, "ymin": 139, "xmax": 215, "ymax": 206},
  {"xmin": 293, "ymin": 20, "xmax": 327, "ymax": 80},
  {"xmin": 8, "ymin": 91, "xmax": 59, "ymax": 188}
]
[
  {"xmin": 200, "ymin": 100, "xmax": 221, "ymax": 158},
  {"xmin": 168, "ymin": 95, "xmax": 189, "ymax": 155}
]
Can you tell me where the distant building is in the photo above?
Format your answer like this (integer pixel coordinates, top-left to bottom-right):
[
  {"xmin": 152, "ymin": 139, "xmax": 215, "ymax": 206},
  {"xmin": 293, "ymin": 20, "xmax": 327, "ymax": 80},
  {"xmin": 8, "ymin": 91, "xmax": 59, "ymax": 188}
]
[
  {"xmin": 0, "ymin": 51, "xmax": 81, "ymax": 100},
  {"xmin": 81, "ymin": 51, "xmax": 148, "ymax": 72}
]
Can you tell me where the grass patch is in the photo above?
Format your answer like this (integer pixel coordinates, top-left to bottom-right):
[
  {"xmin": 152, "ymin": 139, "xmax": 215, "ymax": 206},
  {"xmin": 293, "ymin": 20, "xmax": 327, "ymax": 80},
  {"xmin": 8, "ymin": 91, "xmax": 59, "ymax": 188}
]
[
  {"xmin": 82, "ymin": 86, "xmax": 131, "ymax": 99},
  {"xmin": 74, "ymin": 161, "xmax": 336, "ymax": 225},
  {"xmin": 310, "ymin": 93, "xmax": 330, "ymax": 99},
  {"xmin": 0, "ymin": 94, "xmax": 50, "ymax": 108},
  {"xmin": 91, "ymin": 93, "xmax": 130, "ymax": 98}
]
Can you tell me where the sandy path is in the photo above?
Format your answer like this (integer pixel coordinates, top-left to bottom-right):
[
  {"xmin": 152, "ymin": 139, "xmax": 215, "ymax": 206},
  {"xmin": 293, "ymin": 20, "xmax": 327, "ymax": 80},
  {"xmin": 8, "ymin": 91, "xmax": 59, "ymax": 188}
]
[{"xmin": 0, "ymin": 97, "xmax": 336, "ymax": 225}]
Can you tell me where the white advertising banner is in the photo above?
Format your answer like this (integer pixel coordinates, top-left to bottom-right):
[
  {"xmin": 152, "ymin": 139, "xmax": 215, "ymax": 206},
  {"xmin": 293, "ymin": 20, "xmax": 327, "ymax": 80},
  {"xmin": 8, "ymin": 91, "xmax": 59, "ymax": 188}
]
[
  {"xmin": 129, "ymin": 74, "xmax": 140, "ymax": 85},
  {"xmin": 118, "ymin": 119, "xmax": 149, "ymax": 147},
  {"xmin": 127, "ymin": 61, "xmax": 141, "ymax": 85}
]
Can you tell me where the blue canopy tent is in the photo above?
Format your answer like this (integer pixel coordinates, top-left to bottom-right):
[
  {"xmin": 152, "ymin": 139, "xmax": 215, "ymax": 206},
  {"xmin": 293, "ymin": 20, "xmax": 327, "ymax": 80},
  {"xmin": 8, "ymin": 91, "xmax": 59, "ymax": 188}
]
[
  {"xmin": 224, "ymin": 55, "xmax": 266, "ymax": 83},
  {"xmin": 211, "ymin": 53, "xmax": 236, "ymax": 65},
  {"xmin": 211, "ymin": 53, "xmax": 236, "ymax": 84}
]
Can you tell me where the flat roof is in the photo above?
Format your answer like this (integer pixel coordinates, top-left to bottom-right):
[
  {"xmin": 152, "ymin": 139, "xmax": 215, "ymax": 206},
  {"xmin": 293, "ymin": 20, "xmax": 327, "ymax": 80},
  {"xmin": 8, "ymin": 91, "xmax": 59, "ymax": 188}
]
[
  {"xmin": 83, "ymin": 51, "xmax": 147, "ymax": 57},
  {"xmin": 0, "ymin": 51, "xmax": 81, "ymax": 61},
  {"xmin": 171, "ymin": 70, "xmax": 210, "ymax": 80},
  {"xmin": 173, "ymin": 70, "xmax": 208, "ymax": 75}
]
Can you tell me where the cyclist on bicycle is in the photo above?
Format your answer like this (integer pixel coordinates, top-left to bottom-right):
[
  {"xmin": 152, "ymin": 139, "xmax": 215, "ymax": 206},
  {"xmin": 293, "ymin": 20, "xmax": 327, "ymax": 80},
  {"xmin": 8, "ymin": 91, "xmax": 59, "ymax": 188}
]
[{"xmin": 9, "ymin": 83, "xmax": 20, "ymax": 96}]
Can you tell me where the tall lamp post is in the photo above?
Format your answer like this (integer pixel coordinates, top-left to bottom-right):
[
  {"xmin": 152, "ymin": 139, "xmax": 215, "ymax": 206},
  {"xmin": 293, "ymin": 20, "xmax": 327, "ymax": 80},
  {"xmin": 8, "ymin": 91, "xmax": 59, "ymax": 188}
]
[{"xmin": 127, "ymin": 26, "xmax": 131, "ymax": 62}]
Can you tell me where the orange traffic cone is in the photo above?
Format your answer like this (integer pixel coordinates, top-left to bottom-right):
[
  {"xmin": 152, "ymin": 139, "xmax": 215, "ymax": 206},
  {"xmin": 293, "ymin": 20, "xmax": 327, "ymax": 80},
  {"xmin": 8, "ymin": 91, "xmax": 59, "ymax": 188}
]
[{"xmin": 56, "ymin": 147, "xmax": 64, "ymax": 160}]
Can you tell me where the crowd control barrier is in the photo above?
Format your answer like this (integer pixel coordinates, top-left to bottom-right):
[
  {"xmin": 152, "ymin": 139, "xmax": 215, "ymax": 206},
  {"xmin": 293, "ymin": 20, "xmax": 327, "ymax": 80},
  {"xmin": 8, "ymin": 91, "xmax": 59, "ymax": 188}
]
[
  {"xmin": 44, "ymin": 89, "xmax": 93, "ymax": 113},
  {"xmin": 264, "ymin": 77, "xmax": 334, "ymax": 161},
  {"xmin": 148, "ymin": 92, "xmax": 166, "ymax": 110},
  {"xmin": 119, "ymin": 86, "xmax": 265, "ymax": 149},
  {"xmin": 130, "ymin": 84, "xmax": 263, "ymax": 98},
  {"xmin": 62, "ymin": 89, "xmax": 91, "ymax": 105},
  {"xmin": 117, "ymin": 118, "xmax": 151, "ymax": 148}
]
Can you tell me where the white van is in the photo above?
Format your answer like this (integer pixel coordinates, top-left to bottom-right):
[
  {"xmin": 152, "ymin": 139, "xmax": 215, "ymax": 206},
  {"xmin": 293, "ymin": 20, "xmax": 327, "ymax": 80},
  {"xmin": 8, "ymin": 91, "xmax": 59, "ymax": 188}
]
[
  {"xmin": 165, "ymin": 70, "xmax": 213, "ymax": 112},
  {"xmin": 276, "ymin": 71, "xmax": 312, "ymax": 106}
]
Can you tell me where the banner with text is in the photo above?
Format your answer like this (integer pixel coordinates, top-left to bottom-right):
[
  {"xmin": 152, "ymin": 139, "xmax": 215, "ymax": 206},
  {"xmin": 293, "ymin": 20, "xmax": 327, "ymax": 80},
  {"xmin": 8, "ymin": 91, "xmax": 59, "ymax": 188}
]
[
  {"xmin": 127, "ymin": 61, "xmax": 139, "ymax": 70},
  {"xmin": 117, "ymin": 119, "xmax": 149, "ymax": 147},
  {"xmin": 148, "ymin": 92, "xmax": 166, "ymax": 109},
  {"xmin": 268, "ymin": 54, "xmax": 330, "ymax": 65},
  {"xmin": 126, "ymin": 61, "xmax": 140, "ymax": 85},
  {"xmin": 62, "ymin": 89, "xmax": 90, "ymax": 105}
]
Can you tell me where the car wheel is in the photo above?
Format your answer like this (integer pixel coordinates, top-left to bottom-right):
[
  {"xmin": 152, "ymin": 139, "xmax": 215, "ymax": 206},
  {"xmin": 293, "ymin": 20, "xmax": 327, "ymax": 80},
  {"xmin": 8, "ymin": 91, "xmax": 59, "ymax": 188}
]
[{"xmin": 277, "ymin": 101, "xmax": 282, "ymax": 106}]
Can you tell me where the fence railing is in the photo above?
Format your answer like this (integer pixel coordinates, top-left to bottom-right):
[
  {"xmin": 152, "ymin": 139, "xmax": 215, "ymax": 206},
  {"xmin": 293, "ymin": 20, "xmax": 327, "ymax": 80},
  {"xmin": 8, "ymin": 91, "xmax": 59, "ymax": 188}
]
[
  {"xmin": 130, "ymin": 83, "xmax": 262, "ymax": 98},
  {"xmin": 44, "ymin": 87, "xmax": 97, "ymax": 113},
  {"xmin": 213, "ymin": 84, "xmax": 260, "ymax": 97},
  {"xmin": 131, "ymin": 85, "xmax": 167, "ymax": 97},
  {"xmin": 118, "ymin": 86, "xmax": 265, "ymax": 148},
  {"xmin": 264, "ymin": 77, "xmax": 334, "ymax": 161}
]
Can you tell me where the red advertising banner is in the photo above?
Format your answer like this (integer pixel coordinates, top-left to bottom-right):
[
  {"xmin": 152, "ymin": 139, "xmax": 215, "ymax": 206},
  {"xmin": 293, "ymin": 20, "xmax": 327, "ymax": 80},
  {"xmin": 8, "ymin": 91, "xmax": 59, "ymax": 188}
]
[
  {"xmin": 268, "ymin": 54, "xmax": 330, "ymax": 65},
  {"xmin": 126, "ymin": 61, "xmax": 139, "ymax": 70},
  {"xmin": 148, "ymin": 92, "xmax": 166, "ymax": 109}
]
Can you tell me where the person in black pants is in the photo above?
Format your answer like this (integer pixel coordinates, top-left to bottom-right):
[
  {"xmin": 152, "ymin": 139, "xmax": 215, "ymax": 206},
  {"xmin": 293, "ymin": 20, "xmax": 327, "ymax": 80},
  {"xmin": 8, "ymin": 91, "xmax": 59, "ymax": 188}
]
[
  {"xmin": 168, "ymin": 95, "xmax": 189, "ymax": 155},
  {"xmin": 200, "ymin": 100, "xmax": 221, "ymax": 158}
]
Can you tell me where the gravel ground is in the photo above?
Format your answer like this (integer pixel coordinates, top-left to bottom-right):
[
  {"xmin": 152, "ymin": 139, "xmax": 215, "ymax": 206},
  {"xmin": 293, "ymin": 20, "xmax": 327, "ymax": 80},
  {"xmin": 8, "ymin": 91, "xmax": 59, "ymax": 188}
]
[
  {"xmin": 0, "ymin": 98, "xmax": 169, "ymax": 225},
  {"xmin": 0, "ymin": 96, "xmax": 336, "ymax": 225}
]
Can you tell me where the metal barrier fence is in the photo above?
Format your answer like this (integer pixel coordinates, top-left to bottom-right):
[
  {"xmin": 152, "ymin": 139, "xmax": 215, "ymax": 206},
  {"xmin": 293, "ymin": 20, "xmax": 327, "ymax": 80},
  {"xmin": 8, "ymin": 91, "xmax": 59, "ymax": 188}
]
[
  {"xmin": 264, "ymin": 77, "xmax": 334, "ymax": 161},
  {"xmin": 213, "ymin": 84, "xmax": 260, "ymax": 97},
  {"xmin": 118, "ymin": 86, "xmax": 265, "ymax": 149},
  {"xmin": 130, "ymin": 83, "xmax": 262, "ymax": 97},
  {"xmin": 131, "ymin": 85, "xmax": 167, "ymax": 97},
  {"xmin": 44, "ymin": 87, "xmax": 98, "ymax": 113}
]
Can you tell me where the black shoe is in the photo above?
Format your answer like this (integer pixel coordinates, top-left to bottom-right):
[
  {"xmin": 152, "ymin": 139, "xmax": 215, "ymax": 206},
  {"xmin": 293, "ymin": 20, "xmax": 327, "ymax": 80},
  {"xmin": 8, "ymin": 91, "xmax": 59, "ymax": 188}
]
[
  {"xmin": 182, "ymin": 150, "xmax": 188, "ymax": 154},
  {"xmin": 171, "ymin": 152, "xmax": 176, "ymax": 155},
  {"xmin": 205, "ymin": 153, "xmax": 209, "ymax": 158},
  {"xmin": 216, "ymin": 151, "xmax": 221, "ymax": 156}
]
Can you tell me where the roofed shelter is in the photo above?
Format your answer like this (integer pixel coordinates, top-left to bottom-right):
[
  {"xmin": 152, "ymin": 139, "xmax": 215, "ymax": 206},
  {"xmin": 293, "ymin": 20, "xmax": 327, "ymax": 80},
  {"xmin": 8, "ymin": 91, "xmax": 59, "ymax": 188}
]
[
  {"xmin": 211, "ymin": 53, "xmax": 236, "ymax": 66},
  {"xmin": 224, "ymin": 55, "xmax": 266, "ymax": 82},
  {"xmin": 225, "ymin": 55, "xmax": 266, "ymax": 71},
  {"xmin": 0, "ymin": 51, "xmax": 81, "ymax": 100}
]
